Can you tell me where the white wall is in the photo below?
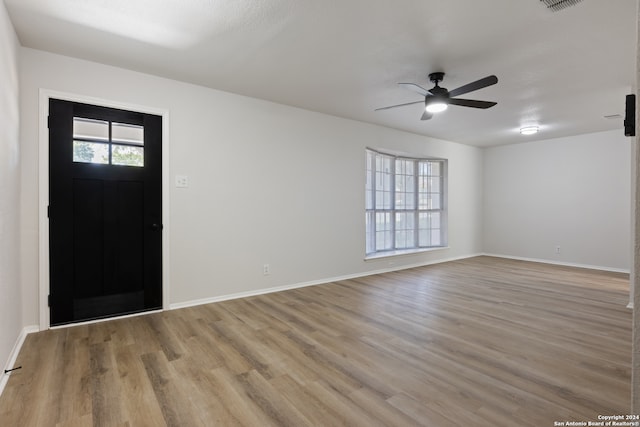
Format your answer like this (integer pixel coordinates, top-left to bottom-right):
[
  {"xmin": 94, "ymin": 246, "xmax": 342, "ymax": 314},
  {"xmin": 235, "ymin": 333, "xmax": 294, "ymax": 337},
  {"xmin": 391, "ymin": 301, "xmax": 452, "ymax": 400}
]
[
  {"xmin": 0, "ymin": 0, "xmax": 22, "ymax": 379},
  {"xmin": 483, "ymin": 130, "xmax": 631, "ymax": 271},
  {"xmin": 18, "ymin": 48, "xmax": 484, "ymax": 325}
]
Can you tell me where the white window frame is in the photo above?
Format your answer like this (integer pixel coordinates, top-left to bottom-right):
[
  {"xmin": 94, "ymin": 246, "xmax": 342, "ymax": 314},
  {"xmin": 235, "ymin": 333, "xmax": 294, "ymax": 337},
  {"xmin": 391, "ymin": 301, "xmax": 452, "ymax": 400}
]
[{"xmin": 365, "ymin": 148, "xmax": 448, "ymax": 257}]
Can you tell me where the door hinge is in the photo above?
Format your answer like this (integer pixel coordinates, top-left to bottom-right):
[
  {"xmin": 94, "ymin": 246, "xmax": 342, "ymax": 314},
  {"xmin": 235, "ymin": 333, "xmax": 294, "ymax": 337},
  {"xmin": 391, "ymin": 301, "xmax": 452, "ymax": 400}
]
[
  {"xmin": 47, "ymin": 205, "xmax": 50, "ymax": 218},
  {"xmin": 47, "ymin": 116, "xmax": 50, "ymax": 129},
  {"xmin": 48, "ymin": 295, "xmax": 51, "ymax": 307}
]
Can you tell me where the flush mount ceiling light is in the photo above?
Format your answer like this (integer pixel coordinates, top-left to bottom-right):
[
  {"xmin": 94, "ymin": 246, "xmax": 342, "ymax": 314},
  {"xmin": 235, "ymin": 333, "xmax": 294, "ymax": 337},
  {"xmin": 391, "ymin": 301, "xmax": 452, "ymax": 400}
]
[{"xmin": 520, "ymin": 126, "xmax": 539, "ymax": 135}]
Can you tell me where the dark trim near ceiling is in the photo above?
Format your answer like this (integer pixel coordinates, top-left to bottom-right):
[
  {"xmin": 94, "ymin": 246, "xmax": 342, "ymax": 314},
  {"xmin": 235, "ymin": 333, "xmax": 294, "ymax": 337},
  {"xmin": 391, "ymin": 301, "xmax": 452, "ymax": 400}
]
[{"xmin": 540, "ymin": 0, "xmax": 584, "ymax": 12}]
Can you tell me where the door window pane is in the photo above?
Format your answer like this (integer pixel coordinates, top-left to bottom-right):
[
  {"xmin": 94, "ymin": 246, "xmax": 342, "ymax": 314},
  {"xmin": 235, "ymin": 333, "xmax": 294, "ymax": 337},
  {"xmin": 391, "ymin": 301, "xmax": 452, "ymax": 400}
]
[
  {"xmin": 73, "ymin": 118, "xmax": 109, "ymax": 141},
  {"xmin": 112, "ymin": 123, "xmax": 144, "ymax": 145},
  {"xmin": 73, "ymin": 117, "xmax": 145, "ymax": 167},
  {"xmin": 112, "ymin": 145, "xmax": 144, "ymax": 167},
  {"xmin": 73, "ymin": 141, "xmax": 109, "ymax": 164}
]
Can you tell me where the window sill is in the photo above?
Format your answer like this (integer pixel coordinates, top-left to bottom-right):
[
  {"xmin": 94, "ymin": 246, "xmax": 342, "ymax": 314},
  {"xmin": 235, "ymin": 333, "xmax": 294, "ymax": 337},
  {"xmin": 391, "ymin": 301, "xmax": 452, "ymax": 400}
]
[{"xmin": 365, "ymin": 246, "xmax": 449, "ymax": 261}]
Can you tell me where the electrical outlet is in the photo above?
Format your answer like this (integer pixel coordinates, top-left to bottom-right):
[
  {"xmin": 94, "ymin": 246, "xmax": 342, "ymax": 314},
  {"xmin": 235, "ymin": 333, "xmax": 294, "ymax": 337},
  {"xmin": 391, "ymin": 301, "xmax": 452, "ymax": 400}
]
[
  {"xmin": 175, "ymin": 175, "xmax": 189, "ymax": 188},
  {"xmin": 263, "ymin": 264, "xmax": 270, "ymax": 275}
]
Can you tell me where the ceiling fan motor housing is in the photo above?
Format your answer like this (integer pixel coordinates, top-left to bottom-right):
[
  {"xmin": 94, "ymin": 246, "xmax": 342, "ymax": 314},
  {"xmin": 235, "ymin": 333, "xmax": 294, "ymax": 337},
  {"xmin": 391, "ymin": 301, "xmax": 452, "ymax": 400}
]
[
  {"xmin": 426, "ymin": 85, "xmax": 450, "ymax": 108},
  {"xmin": 429, "ymin": 72, "xmax": 445, "ymax": 84},
  {"xmin": 427, "ymin": 72, "xmax": 449, "ymax": 105}
]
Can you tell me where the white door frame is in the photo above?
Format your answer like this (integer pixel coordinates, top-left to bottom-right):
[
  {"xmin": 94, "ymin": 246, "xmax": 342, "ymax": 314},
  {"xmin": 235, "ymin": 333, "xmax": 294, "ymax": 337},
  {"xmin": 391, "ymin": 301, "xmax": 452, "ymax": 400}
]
[{"xmin": 38, "ymin": 89, "xmax": 171, "ymax": 330}]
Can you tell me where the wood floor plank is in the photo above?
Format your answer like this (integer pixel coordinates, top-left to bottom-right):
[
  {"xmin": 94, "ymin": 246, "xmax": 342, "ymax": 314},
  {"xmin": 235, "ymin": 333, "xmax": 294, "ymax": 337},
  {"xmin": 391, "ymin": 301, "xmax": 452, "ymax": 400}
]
[
  {"xmin": 140, "ymin": 351, "xmax": 205, "ymax": 427},
  {"xmin": 347, "ymin": 387, "xmax": 423, "ymax": 427},
  {"xmin": 169, "ymin": 356, "xmax": 242, "ymax": 426},
  {"xmin": 388, "ymin": 393, "xmax": 459, "ymax": 426},
  {"xmin": 268, "ymin": 374, "xmax": 352, "ymax": 426},
  {"xmin": 235, "ymin": 369, "xmax": 313, "ymax": 427},
  {"xmin": 89, "ymin": 341, "xmax": 126, "ymax": 427},
  {"xmin": 55, "ymin": 413, "xmax": 93, "ymax": 427},
  {"xmin": 114, "ymin": 344, "xmax": 167, "ymax": 427},
  {"xmin": 55, "ymin": 331, "xmax": 91, "ymax": 424},
  {"xmin": 205, "ymin": 367, "xmax": 280, "ymax": 427},
  {"xmin": 0, "ymin": 256, "xmax": 632, "ymax": 426}
]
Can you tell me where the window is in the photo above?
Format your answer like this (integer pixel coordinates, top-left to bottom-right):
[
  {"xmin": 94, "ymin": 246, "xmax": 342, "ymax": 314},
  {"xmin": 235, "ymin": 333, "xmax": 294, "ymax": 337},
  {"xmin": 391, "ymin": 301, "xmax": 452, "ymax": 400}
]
[
  {"xmin": 365, "ymin": 149, "xmax": 447, "ymax": 256},
  {"xmin": 73, "ymin": 118, "xmax": 144, "ymax": 167}
]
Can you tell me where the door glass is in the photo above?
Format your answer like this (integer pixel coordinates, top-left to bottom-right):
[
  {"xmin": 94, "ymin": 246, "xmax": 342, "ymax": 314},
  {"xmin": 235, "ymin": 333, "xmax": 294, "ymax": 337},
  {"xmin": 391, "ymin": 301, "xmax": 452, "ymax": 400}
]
[
  {"xmin": 73, "ymin": 118, "xmax": 109, "ymax": 141},
  {"xmin": 72, "ymin": 141, "xmax": 109, "ymax": 164},
  {"xmin": 72, "ymin": 118, "xmax": 145, "ymax": 167},
  {"xmin": 112, "ymin": 122, "xmax": 144, "ymax": 145},
  {"xmin": 112, "ymin": 144, "xmax": 144, "ymax": 167}
]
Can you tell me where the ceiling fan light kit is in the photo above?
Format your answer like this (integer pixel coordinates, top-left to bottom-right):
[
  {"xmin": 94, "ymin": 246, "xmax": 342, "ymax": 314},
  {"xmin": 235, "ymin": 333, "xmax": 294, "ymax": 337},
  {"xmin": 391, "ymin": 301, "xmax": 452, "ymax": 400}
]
[
  {"xmin": 375, "ymin": 72, "xmax": 498, "ymax": 121},
  {"xmin": 425, "ymin": 100, "xmax": 448, "ymax": 113}
]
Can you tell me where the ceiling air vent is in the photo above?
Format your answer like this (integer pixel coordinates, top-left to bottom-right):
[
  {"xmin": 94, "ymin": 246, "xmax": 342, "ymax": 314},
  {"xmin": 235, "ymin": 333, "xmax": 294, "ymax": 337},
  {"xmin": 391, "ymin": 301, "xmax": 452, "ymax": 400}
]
[{"xmin": 540, "ymin": 0, "xmax": 584, "ymax": 12}]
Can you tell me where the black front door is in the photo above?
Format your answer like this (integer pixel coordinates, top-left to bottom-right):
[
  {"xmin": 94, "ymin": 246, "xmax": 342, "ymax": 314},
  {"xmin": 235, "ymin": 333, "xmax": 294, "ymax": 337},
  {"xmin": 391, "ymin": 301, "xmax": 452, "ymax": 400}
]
[{"xmin": 48, "ymin": 99, "xmax": 163, "ymax": 326}]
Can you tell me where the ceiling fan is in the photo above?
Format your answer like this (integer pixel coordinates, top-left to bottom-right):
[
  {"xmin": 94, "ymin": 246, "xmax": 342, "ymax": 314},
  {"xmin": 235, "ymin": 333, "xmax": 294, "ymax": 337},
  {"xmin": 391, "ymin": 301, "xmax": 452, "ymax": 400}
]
[{"xmin": 375, "ymin": 72, "xmax": 498, "ymax": 120}]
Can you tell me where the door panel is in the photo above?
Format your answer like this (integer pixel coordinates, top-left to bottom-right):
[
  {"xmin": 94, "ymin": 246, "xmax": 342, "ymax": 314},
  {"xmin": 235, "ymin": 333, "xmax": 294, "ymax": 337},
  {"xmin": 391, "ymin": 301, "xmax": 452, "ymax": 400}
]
[
  {"xmin": 115, "ymin": 180, "xmax": 144, "ymax": 293},
  {"xmin": 49, "ymin": 99, "xmax": 162, "ymax": 326},
  {"xmin": 72, "ymin": 178, "xmax": 104, "ymax": 298}
]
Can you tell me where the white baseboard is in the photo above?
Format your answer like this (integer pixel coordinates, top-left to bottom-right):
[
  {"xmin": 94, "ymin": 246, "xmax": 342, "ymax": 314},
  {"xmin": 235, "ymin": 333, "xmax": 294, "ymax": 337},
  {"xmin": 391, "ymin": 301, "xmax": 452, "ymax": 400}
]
[
  {"xmin": 169, "ymin": 253, "xmax": 483, "ymax": 310},
  {"xmin": 481, "ymin": 253, "xmax": 630, "ymax": 274},
  {"xmin": 484, "ymin": 253, "xmax": 632, "ymax": 309},
  {"xmin": 0, "ymin": 325, "xmax": 39, "ymax": 397}
]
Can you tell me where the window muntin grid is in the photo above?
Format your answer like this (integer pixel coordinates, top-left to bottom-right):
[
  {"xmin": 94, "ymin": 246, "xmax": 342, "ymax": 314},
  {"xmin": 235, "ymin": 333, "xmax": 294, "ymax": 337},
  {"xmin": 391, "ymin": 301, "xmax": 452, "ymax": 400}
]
[
  {"xmin": 366, "ymin": 149, "xmax": 446, "ymax": 255},
  {"xmin": 72, "ymin": 118, "xmax": 144, "ymax": 167}
]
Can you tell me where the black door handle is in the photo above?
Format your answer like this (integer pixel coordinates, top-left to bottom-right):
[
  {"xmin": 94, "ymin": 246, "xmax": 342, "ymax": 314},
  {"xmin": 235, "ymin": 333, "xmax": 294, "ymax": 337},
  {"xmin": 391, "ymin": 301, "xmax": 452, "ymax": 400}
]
[{"xmin": 150, "ymin": 223, "xmax": 163, "ymax": 231}]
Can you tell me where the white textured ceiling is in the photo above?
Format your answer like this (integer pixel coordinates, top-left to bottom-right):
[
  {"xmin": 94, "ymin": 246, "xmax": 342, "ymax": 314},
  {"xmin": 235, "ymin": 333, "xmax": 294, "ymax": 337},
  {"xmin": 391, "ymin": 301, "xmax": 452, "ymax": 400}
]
[{"xmin": 5, "ymin": 0, "xmax": 637, "ymax": 146}]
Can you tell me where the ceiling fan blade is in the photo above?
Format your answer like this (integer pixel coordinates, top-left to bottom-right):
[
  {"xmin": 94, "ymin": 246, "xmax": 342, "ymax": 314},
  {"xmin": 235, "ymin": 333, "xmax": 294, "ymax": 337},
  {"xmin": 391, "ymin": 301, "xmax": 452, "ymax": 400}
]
[
  {"xmin": 448, "ymin": 98, "xmax": 497, "ymax": 109},
  {"xmin": 375, "ymin": 100, "xmax": 424, "ymax": 111},
  {"xmin": 448, "ymin": 75, "xmax": 498, "ymax": 98},
  {"xmin": 421, "ymin": 111, "xmax": 433, "ymax": 120},
  {"xmin": 398, "ymin": 83, "xmax": 431, "ymax": 96}
]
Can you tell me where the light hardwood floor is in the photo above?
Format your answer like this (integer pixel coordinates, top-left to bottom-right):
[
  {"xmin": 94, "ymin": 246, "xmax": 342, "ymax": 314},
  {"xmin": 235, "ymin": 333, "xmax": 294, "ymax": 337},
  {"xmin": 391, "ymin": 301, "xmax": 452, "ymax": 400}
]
[{"xmin": 0, "ymin": 256, "xmax": 632, "ymax": 426}]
